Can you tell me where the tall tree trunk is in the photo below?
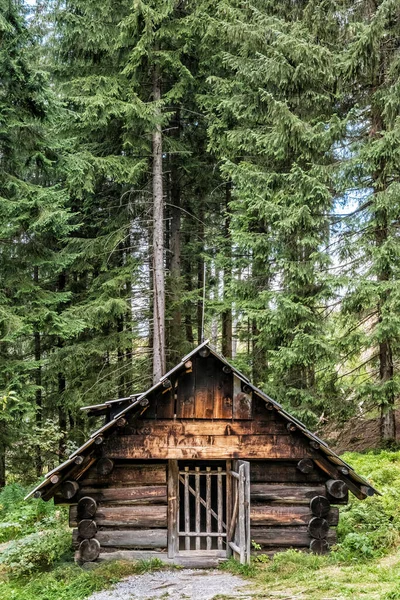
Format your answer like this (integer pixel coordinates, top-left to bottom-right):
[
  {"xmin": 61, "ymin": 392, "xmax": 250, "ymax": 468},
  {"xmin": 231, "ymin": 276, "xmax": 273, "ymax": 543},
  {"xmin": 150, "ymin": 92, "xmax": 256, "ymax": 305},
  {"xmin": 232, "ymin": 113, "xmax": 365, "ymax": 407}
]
[
  {"xmin": 376, "ymin": 209, "xmax": 395, "ymax": 441},
  {"xmin": 197, "ymin": 207, "xmax": 205, "ymax": 345},
  {"xmin": 372, "ymin": 103, "xmax": 395, "ymax": 442},
  {"xmin": 58, "ymin": 373, "xmax": 67, "ymax": 459},
  {"xmin": 252, "ymin": 255, "xmax": 268, "ymax": 384},
  {"xmin": 152, "ymin": 63, "xmax": 166, "ymax": 383},
  {"xmin": 182, "ymin": 230, "xmax": 194, "ymax": 344},
  {"xmin": 33, "ymin": 266, "xmax": 42, "ymax": 478},
  {"xmin": 57, "ymin": 272, "xmax": 67, "ymax": 459},
  {"xmin": 222, "ymin": 182, "xmax": 232, "ymax": 358},
  {"xmin": 168, "ymin": 109, "xmax": 183, "ymax": 366}
]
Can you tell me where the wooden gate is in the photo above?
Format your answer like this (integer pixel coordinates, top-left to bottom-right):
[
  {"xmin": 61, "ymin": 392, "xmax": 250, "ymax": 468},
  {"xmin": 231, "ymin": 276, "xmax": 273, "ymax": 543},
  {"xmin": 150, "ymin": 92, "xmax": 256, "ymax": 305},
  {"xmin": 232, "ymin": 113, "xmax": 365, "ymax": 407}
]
[
  {"xmin": 178, "ymin": 463, "xmax": 227, "ymax": 551},
  {"xmin": 227, "ymin": 460, "xmax": 251, "ymax": 565},
  {"xmin": 167, "ymin": 460, "xmax": 250, "ymax": 564}
]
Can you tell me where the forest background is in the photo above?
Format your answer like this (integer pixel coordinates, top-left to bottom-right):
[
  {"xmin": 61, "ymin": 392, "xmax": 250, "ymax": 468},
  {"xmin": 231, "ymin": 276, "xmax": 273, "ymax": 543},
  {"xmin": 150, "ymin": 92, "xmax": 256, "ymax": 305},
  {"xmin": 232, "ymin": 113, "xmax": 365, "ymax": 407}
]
[{"xmin": 1, "ymin": 0, "xmax": 400, "ymax": 488}]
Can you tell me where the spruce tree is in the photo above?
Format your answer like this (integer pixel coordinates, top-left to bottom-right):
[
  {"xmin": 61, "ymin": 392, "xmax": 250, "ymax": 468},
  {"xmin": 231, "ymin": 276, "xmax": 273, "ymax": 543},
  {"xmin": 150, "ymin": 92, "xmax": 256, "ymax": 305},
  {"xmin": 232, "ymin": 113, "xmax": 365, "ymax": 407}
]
[
  {"xmin": 336, "ymin": 0, "xmax": 400, "ymax": 441},
  {"xmin": 0, "ymin": 0, "xmax": 73, "ymax": 482},
  {"xmin": 203, "ymin": 0, "xmax": 343, "ymax": 425}
]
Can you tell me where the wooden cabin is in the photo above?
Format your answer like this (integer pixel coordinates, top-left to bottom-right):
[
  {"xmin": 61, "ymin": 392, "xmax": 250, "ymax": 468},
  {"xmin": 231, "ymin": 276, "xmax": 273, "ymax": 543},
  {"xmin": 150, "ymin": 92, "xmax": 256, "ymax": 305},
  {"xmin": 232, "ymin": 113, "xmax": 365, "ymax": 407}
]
[{"xmin": 26, "ymin": 341, "xmax": 377, "ymax": 567}]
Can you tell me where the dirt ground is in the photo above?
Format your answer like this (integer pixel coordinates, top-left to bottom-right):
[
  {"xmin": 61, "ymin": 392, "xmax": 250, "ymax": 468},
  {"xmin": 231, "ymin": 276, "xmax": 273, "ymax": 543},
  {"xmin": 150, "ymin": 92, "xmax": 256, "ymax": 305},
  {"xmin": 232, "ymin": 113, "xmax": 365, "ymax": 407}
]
[{"xmin": 87, "ymin": 569, "xmax": 253, "ymax": 600}]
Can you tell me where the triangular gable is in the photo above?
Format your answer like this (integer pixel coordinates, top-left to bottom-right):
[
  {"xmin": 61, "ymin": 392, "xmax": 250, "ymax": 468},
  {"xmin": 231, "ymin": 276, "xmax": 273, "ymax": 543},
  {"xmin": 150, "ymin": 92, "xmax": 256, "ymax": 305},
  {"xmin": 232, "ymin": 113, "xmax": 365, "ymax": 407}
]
[{"xmin": 25, "ymin": 340, "xmax": 378, "ymax": 500}]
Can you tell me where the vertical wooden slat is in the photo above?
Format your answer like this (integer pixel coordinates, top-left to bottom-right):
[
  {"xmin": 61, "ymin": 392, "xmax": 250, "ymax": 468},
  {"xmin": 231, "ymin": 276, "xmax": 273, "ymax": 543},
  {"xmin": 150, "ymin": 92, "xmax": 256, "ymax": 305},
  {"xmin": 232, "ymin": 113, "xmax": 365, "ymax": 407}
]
[
  {"xmin": 233, "ymin": 375, "xmax": 252, "ymax": 419},
  {"xmin": 243, "ymin": 460, "xmax": 251, "ymax": 565},
  {"xmin": 226, "ymin": 460, "xmax": 232, "ymax": 557},
  {"xmin": 167, "ymin": 460, "xmax": 179, "ymax": 558},
  {"xmin": 195, "ymin": 466, "xmax": 200, "ymax": 550},
  {"xmin": 206, "ymin": 466, "xmax": 212, "ymax": 550},
  {"xmin": 176, "ymin": 371, "xmax": 195, "ymax": 418},
  {"xmin": 217, "ymin": 466, "xmax": 223, "ymax": 549},
  {"xmin": 195, "ymin": 357, "xmax": 215, "ymax": 418},
  {"xmin": 156, "ymin": 387, "xmax": 175, "ymax": 418},
  {"xmin": 238, "ymin": 463, "xmax": 245, "ymax": 564},
  {"xmin": 184, "ymin": 466, "xmax": 190, "ymax": 550}
]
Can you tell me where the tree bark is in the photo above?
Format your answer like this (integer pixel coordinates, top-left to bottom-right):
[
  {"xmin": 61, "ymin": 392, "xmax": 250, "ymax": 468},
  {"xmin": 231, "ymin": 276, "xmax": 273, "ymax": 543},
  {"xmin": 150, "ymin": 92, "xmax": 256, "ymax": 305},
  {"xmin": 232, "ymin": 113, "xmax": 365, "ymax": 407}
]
[
  {"xmin": 372, "ymin": 104, "xmax": 396, "ymax": 442},
  {"xmin": 33, "ymin": 266, "xmax": 42, "ymax": 478},
  {"xmin": 222, "ymin": 182, "xmax": 232, "ymax": 358},
  {"xmin": 197, "ymin": 207, "xmax": 205, "ymax": 346},
  {"xmin": 376, "ymin": 211, "xmax": 395, "ymax": 441},
  {"xmin": 57, "ymin": 272, "xmax": 67, "ymax": 459},
  {"xmin": 168, "ymin": 109, "xmax": 183, "ymax": 366},
  {"xmin": 152, "ymin": 63, "xmax": 166, "ymax": 383},
  {"xmin": 58, "ymin": 373, "xmax": 67, "ymax": 459}
]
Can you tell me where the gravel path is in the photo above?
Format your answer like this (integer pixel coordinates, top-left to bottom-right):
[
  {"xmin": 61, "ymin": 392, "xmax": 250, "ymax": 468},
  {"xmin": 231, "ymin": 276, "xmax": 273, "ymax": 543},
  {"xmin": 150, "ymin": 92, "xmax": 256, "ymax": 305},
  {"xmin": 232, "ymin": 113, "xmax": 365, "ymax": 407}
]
[{"xmin": 87, "ymin": 569, "xmax": 254, "ymax": 600}]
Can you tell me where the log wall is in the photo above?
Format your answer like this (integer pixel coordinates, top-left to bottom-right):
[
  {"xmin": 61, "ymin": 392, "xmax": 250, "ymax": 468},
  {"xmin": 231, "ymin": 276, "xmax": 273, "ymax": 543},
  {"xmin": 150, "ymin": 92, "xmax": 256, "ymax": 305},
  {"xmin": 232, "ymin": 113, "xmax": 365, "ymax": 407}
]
[
  {"xmin": 66, "ymin": 456, "xmax": 345, "ymax": 562},
  {"xmin": 248, "ymin": 460, "xmax": 344, "ymax": 554},
  {"xmin": 69, "ymin": 461, "xmax": 168, "ymax": 561}
]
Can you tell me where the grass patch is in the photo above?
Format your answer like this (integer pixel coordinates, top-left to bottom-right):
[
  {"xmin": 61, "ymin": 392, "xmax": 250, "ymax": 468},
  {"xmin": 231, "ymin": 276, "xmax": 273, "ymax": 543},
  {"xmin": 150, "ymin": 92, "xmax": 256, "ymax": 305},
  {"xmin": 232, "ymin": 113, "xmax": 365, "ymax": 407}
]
[
  {"xmin": 0, "ymin": 558, "xmax": 165, "ymax": 600},
  {"xmin": 221, "ymin": 550, "xmax": 400, "ymax": 599}
]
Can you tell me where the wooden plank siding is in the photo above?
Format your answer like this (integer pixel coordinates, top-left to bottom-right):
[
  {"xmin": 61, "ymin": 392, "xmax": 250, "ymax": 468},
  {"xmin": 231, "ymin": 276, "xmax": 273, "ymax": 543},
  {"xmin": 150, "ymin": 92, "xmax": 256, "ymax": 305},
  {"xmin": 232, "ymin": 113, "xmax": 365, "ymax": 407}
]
[
  {"xmin": 102, "ymin": 433, "xmax": 311, "ymax": 460},
  {"xmin": 140, "ymin": 354, "xmax": 236, "ymax": 420}
]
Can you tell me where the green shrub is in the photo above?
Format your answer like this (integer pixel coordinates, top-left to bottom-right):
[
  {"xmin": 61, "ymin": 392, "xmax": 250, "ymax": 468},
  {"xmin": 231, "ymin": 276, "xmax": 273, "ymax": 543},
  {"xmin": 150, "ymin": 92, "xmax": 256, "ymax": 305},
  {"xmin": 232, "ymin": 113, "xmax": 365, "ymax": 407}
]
[
  {"xmin": 330, "ymin": 450, "xmax": 400, "ymax": 561},
  {"xmin": 0, "ymin": 484, "xmax": 68, "ymax": 542},
  {"xmin": 0, "ymin": 529, "xmax": 71, "ymax": 576}
]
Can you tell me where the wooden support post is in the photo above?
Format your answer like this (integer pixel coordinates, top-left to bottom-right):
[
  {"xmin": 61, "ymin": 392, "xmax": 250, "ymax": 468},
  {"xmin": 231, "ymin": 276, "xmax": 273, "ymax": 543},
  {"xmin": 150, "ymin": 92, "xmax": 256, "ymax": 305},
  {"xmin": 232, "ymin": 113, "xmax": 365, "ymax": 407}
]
[
  {"xmin": 217, "ymin": 466, "xmax": 223, "ymax": 550},
  {"xmin": 238, "ymin": 463, "xmax": 245, "ymax": 564},
  {"xmin": 167, "ymin": 460, "xmax": 179, "ymax": 558},
  {"xmin": 206, "ymin": 466, "xmax": 211, "ymax": 550},
  {"xmin": 184, "ymin": 466, "xmax": 190, "ymax": 550},
  {"xmin": 226, "ymin": 460, "xmax": 232, "ymax": 557},
  {"xmin": 244, "ymin": 461, "xmax": 251, "ymax": 565},
  {"xmin": 195, "ymin": 466, "xmax": 200, "ymax": 550}
]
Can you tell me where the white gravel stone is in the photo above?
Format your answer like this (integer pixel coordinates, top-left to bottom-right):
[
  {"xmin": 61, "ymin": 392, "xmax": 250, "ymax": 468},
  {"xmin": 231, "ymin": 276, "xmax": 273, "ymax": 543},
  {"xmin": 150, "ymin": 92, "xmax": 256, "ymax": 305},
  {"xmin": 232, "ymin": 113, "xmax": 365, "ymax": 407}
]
[{"xmin": 87, "ymin": 568, "xmax": 253, "ymax": 600}]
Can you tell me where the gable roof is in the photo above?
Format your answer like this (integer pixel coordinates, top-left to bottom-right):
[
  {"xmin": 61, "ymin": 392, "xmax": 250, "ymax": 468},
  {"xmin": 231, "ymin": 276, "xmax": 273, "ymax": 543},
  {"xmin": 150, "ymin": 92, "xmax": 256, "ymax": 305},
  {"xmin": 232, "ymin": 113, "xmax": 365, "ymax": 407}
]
[{"xmin": 25, "ymin": 340, "xmax": 378, "ymax": 500}]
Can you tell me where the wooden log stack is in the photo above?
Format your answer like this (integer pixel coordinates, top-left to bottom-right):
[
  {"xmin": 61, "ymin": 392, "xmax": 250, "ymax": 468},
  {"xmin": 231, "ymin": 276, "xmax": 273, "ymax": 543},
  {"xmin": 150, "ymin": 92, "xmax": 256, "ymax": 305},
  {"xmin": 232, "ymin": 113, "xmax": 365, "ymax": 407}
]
[
  {"xmin": 72, "ymin": 461, "xmax": 168, "ymax": 562},
  {"xmin": 249, "ymin": 460, "xmax": 346, "ymax": 555}
]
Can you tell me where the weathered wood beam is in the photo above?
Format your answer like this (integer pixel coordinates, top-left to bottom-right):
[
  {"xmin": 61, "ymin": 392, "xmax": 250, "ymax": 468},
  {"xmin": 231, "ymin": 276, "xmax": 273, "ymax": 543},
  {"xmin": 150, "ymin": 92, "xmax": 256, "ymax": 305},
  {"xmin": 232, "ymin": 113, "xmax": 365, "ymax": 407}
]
[
  {"xmin": 70, "ymin": 504, "xmax": 167, "ymax": 528},
  {"xmin": 251, "ymin": 484, "xmax": 326, "ymax": 504},
  {"xmin": 250, "ymin": 527, "xmax": 337, "ymax": 547},
  {"xmin": 103, "ymin": 434, "xmax": 311, "ymax": 460},
  {"xmin": 250, "ymin": 505, "xmax": 338, "ymax": 527},
  {"xmin": 77, "ymin": 529, "xmax": 168, "ymax": 549},
  {"xmin": 81, "ymin": 463, "xmax": 166, "ymax": 487},
  {"xmin": 251, "ymin": 461, "xmax": 325, "ymax": 483}
]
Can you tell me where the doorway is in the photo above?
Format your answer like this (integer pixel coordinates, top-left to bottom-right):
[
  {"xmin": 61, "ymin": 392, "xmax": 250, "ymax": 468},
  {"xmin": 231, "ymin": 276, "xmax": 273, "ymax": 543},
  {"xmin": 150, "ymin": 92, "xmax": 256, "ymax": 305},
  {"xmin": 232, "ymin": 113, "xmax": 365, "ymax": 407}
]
[
  {"xmin": 177, "ymin": 461, "xmax": 227, "ymax": 551},
  {"xmin": 167, "ymin": 459, "xmax": 250, "ymax": 564}
]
